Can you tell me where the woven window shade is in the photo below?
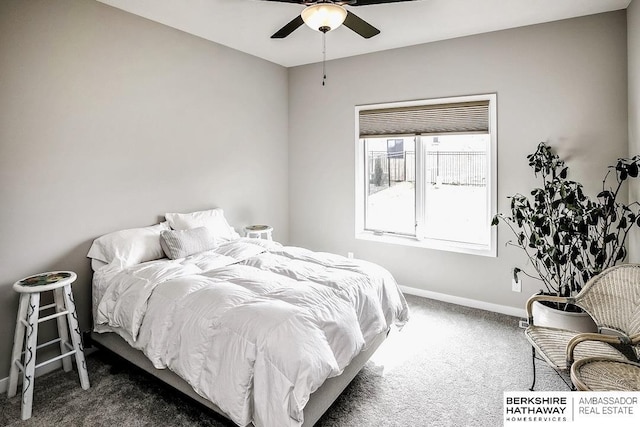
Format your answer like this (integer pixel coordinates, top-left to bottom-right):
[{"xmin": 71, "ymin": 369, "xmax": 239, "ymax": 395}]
[{"xmin": 359, "ymin": 100, "xmax": 490, "ymax": 137}]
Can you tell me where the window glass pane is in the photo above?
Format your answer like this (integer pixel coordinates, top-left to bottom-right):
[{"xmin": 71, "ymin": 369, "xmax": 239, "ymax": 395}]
[
  {"xmin": 364, "ymin": 137, "xmax": 415, "ymax": 235},
  {"xmin": 422, "ymin": 134, "xmax": 489, "ymax": 245}
]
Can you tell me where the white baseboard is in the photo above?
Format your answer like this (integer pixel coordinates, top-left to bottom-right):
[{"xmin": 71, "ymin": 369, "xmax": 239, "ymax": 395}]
[
  {"xmin": 400, "ymin": 285, "xmax": 527, "ymax": 319},
  {"xmin": 0, "ymin": 348, "xmax": 96, "ymax": 395}
]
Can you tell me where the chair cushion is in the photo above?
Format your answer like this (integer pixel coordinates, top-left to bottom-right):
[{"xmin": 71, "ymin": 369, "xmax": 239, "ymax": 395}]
[{"xmin": 525, "ymin": 326, "xmax": 628, "ymax": 370}]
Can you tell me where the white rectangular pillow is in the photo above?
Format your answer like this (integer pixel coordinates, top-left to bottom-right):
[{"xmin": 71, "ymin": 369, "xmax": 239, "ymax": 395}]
[
  {"xmin": 165, "ymin": 208, "xmax": 240, "ymax": 241},
  {"xmin": 160, "ymin": 227, "xmax": 218, "ymax": 259},
  {"xmin": 87, "ymin": 222, "xmax": 170, "ymax": 267}
]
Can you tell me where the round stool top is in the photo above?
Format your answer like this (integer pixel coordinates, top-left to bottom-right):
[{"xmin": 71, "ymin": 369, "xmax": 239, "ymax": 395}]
[
  {"xmin": 571, "ymin": 357, "xmax": 640, "ymax": 391},
  {"xmin": 245, "ymin": 225, "xmax": 272, "ymax": 232},
  {"xmin": 13, "ymin": 271, "xmax": 77, "ymax": 293}
]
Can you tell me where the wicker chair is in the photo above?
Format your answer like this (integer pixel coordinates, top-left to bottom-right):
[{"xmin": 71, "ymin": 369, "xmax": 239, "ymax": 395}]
[{"xmin": 524, "ymin": 264, "xmax": 640, "ymax": 390}]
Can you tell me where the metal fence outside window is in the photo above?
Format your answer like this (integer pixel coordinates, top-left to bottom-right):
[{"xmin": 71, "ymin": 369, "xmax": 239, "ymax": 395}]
[{"xmin": 368, "ymin": 151, "xmax": 486, "ymax": 194}]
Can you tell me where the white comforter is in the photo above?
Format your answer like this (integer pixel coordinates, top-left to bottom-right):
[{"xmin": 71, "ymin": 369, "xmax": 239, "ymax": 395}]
[{"xmin": 93, "ymin": 238, "xmax": 409, "ymax": 427}]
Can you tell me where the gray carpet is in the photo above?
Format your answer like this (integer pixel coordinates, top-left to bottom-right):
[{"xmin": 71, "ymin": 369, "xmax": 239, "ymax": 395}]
[{"xmin": 0, "ymin": 295, "xmax": 567, "ymax": 426}]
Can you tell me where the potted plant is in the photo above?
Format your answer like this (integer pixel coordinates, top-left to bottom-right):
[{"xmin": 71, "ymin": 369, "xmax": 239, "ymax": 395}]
[{"xmin": 492, "ymin": 142, "xmax": 640, "ymax": 330}]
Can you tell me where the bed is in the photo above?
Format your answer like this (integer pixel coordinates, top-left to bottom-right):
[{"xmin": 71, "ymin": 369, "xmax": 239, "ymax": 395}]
[{"xmin": 87, "ymin": 208, "xmax": 409, "ymax": 427}]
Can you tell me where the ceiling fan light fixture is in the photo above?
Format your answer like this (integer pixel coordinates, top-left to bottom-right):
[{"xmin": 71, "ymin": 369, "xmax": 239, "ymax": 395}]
[{"xmin": 301, "ymin": 3, "xmax": 347, "ymax": 33}]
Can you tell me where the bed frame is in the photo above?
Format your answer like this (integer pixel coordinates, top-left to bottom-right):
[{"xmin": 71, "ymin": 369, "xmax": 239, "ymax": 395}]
[{"xmin": 87, "ymin": 329, "xmax": 388, "ymax": 426}]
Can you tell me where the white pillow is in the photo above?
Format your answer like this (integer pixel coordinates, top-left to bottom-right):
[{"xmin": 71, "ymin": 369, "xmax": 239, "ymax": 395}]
[
  {"xmin": 165, "ymin": 208, "xmax": 240, "ymax": 241},
  {"xmin": 160, "ymin": 227, "xmax": 218, "ymax": 260},
  {"xmin": 87, "ymin": 222, "xmax": 170, "ymax": 267}
]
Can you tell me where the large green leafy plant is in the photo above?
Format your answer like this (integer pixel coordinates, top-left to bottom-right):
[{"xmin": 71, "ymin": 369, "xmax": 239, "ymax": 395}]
[{"xmin": 492, "ymin": 142, "xmax": 640, "ymax": 298}]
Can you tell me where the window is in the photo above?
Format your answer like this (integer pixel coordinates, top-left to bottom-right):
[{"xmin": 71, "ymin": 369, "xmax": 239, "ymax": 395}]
[{"xmin": 355, "ymin": 94, "xmax": 497, "ymax": 256}]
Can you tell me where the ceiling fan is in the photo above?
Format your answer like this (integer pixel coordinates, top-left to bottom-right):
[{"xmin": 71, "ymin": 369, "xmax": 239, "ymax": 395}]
[{"xmin": 264, "ymin": 0, "xmax": 416, "ymax": 39}]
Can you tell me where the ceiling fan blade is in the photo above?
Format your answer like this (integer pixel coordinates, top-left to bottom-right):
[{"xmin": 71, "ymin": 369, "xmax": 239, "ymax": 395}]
[
  {"xmin": 350, "ymin": 0, "xmax": 415, "ymax": 5},
  {"xmin": 343, "ymin": 11, "xmax": 380, "ymax": 38},
  {"xmin": 271, "ymin": 15, "xmax": 305, "ymax": 39}
]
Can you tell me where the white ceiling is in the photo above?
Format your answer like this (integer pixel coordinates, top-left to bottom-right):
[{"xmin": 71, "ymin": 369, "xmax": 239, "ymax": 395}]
[{"xmin": 96, "ymin": 0, "xmax": 632, "ymax": 67}]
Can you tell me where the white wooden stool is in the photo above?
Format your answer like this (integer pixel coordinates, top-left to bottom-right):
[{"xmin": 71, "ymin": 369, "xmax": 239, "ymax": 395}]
[
  {"xmin": 244, "ymin": 225, "xmax": 273, "ymax": 240},
  {"xmin": 8, "ymin": 271, "xmax": 90, "ymax": 420}
]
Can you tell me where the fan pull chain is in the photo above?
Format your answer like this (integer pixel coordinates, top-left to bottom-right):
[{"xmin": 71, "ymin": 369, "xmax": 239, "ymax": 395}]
[{"xmin": 322, "ymin": 31, "xmax": 327, "ymax": 86}]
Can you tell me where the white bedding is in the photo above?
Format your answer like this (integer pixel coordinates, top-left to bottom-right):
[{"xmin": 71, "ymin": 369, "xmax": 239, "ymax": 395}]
[{"xmin": 93, "ymin": 238, "xmax": 409, "ymax": 427}]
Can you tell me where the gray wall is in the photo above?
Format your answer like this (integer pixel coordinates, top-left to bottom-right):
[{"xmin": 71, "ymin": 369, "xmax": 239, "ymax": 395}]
[
  {"xmin": 0, "ymin": 0, "xmax": 633, "ymax": 385},
  {"xmin": 0, "ymin": 0, "xmax": 288, "ymax": 380},
  {"xmin": 629, "ymin": 0, "xmax": 640, "ymax": 262},
  {"xmin": 288, "ymin": 12, "xmax": 628, "ymax": 310}
]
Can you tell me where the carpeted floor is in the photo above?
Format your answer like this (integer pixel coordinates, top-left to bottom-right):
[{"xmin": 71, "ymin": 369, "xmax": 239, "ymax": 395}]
[{"xmin": 0, "ymin": 294, "xmax": 567, "ymax": 426}]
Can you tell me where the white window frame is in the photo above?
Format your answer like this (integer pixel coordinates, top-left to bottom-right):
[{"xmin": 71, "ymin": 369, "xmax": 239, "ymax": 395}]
[{"xmin": 355, "ymin": 93, "xmax": 497, "ymax": 257}]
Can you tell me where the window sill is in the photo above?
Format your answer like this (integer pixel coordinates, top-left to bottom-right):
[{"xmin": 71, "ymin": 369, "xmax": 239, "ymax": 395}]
[{"xmin": 355, "ymin": 231, "xmax": 496, "ymax": 257}]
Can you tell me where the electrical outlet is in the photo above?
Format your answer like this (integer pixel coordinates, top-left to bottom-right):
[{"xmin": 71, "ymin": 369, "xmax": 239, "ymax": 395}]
[
  {"xmin": 347, "ymin": 252, "xmax": 354, "ymax": 259},
  {"xmin": 511, "ymin": 278, "xmax": 522, "ymax": 292},
  {"xmin": 519, "ymin": 320, "xmax": 529, "ymax": 329}
]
